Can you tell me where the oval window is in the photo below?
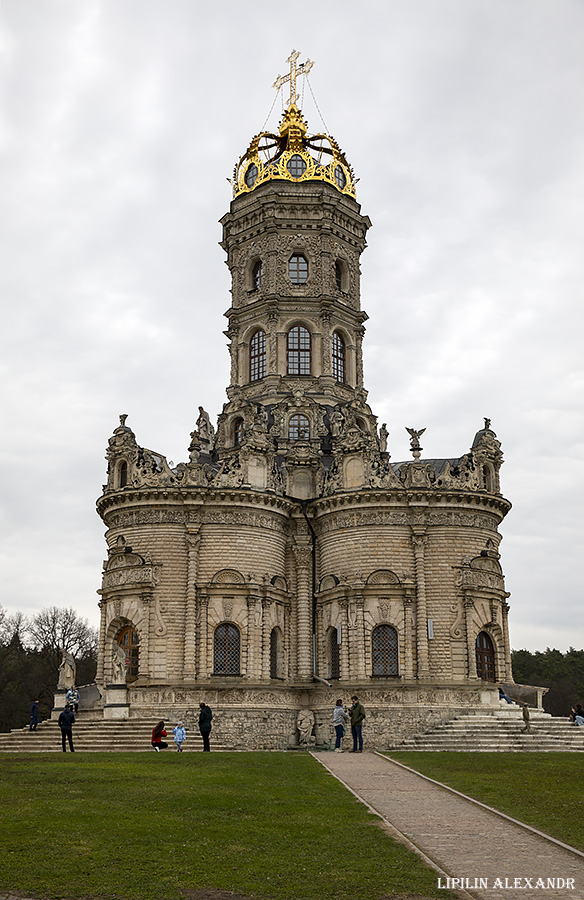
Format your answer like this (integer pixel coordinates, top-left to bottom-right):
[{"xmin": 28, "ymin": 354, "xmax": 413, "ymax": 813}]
[
  {"xmin": 287, "ymin": 154, "xmax": 307, "ymax": 179},
  {"xmin": 245, "ymin": 163, "xmax": 258, "ymax": 188},
  {"xmin": 334, "ymin": 165, "xmax": 346, "ymax": 189}
]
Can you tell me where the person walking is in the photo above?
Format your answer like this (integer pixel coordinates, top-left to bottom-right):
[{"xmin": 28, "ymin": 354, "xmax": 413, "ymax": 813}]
[
  {"xmin": 66, "ymin": 686, "xmax": 80, "ymax": 714},
  {"xmin": 172, "ymin": 721, "xmax": 186, "ymax": 752},
  {"xmin": 349, "ymin": 695, "xmax": 366, "ymax": 752},
  {"xmin": 151, "ymin": 721, "xmax": 169, "ymax": 751},
  {"xmin": 29, "ymin": 699, "xmax": 40, "ymax": 732},
  {"xmin": 58, "ymin": 704, "xmax": 75, "ymax": 752},
  {"xmin": 332, "ymin": 699, "xmax": 349, "ymax": 752},
  {"xmin": 198, "ymin": 702, "xmax": 213, "ymax": 751}
]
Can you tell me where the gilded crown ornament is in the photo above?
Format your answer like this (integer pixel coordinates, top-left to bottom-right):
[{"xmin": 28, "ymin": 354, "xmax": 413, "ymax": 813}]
[{"xmin": 232, "ymin": 51, "xmax": 356, "ymax": 199}]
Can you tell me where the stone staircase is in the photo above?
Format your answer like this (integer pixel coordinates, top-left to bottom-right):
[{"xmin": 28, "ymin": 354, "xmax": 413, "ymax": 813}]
[
  {"xmin": 391, "ymin": 709, "xmax": 584, "ymax": 752},
  {"xmin": 0, "ymin": 714, "xmax": 234, "ymax": 753}
]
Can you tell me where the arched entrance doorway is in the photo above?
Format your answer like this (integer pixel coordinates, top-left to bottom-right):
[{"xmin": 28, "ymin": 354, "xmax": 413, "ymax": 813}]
[
  {"xmin": 116, "ymin": 625, "xmax": 140, "ymax": 683},
  {"xmin": 475, "ymin": 631, "xmax": 496, "ymax": 681}
]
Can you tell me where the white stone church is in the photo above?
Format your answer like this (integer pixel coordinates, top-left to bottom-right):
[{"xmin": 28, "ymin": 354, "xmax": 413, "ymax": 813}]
[{"xmin": 93, "ymin": 55, "xmax": 513, "ymax": 749}]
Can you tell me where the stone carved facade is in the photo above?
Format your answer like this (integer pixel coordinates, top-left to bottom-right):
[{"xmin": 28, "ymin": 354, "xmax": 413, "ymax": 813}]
[{"xmin": 94, "ymin": 86, "xmax": 514, "ymax": 748}]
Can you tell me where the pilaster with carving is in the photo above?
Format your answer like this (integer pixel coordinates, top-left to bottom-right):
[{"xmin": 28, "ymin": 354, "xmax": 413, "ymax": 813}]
[
  {"xmin": 463, "ymin": 594, "xmax": 478, "ymax": 678},
  {"xmin": 411, "ymin": 528, "xmax": 430, "ymax": 677},
  {"xmin": 338, "ymin": 598, "xmax": 350, "ymax": 680},
  {"xmin": 355, "ymin": 326, "xmax": 365, "ymax": 389},
  {"xmin": 139, "ymin": 595, "xmax": 151, "ymax": 680},
  {"xmin": 97, "ymin": 600, "xmax": 107, "ymax": 684},
  {"xmin": 402, "ymin": 593, "xmax": 415, "ymax": 678},
  {"xmin": 501, "ymin": 599, "xmax": 512, "ymax": 680},
  {"xmin": 183, "ymin": 530, "xmax": 200, "ymax": 681},
  {"xmin": 197, "ymin": 595, "xmax": 209, "ymax": 678},
  {"xmin": 293, "ymin": 540, "xmax": 313, "ymax": 680}
]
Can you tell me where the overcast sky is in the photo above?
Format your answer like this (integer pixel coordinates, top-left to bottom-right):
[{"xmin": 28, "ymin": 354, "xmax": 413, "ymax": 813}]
[{"xmin": 0, "ymin": 0, "xmax": 582, "ymax": 652}]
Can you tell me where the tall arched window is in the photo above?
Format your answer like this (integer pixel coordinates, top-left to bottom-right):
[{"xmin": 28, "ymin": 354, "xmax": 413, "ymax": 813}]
[
  {"xmin": 329, "ymin": 628, "xmax": 340, "ymax": 680},
  {"xmin": 288, "ymin": 415, "xmax": 310, "ymax": 441},
  {"xmin": 214, "ymin": 623, "xmax": 240, "ymax": 675},
  {"xmin": 476, "ymin": 632, "xmax": 496, "ymax": 682},
  {"xmin": 115, "ymin": 625, "xmax": 139, "ymax": 682},
  {"xmin": 250, "ymin": 329, "xmax": 266, "ymax": 381},
  {"xmin": 372, "ymin": 624, "xmax": 399, "ymax": 676},
  {"xmin": 233, "ymin": 417, "xmax": 244, "ymax": 447},
  {"xmin": 332, "ymin": 332, "xmax": 345, "ymax": 383},
  {"xmin": 482, "ymin": 464, "xmax": 494, "ymax": 493},
  {"xmin": 289, "ymin": 254, "xmax": 308, "ymax": 284},
  {"xmin": 287, "ymin": 326, "xmax": 311, "ymax": 376},
  {"xmin": 252, "ymin": 260, "xmax": 263, "ymax": 290},
  {"xmin": 270, "ymin": 628, "xmax": 281, "ymax": 679},
  {"xmin": 118, "ymin": 461, "xmax": 128, "ymax": 489}
]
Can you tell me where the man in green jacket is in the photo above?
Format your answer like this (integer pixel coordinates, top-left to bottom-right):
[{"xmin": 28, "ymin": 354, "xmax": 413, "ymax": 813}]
[{"xmin": 349, "ymin": 695, "xmax": 366, "ymax": 752}]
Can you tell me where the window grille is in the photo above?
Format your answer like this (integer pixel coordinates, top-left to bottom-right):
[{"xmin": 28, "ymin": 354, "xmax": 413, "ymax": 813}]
[
  {"xmin": 372, "ymin": 624, "xmax": 399, "ymax": 676},
  {"xmin": 214, "ymin": 623, "xmax": 240, "ymax": 675}
]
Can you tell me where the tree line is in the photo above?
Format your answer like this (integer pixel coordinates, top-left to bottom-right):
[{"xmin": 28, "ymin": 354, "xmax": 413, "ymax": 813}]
[
  {"xmin": 0, "ymin": 605, "xmax": 97, "ymax": 732},
  {"xmin": 511, "ymin": 648, "xmax": 584, "ymax": 716},
  {"xmin": 0, "ymin": 604, "xmax": 581, "ymax": 731}
]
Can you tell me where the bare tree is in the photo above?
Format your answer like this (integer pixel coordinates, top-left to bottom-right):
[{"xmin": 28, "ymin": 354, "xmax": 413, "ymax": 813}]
[{"xmin": 27, "ymin": 607, "xmax": 98, "ymax": 671}]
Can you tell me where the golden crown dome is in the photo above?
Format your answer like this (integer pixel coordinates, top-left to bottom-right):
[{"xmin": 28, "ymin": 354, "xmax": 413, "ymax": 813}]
[{"xmin": 232, "ymin": 52, "xmax": 356, "ymax": 199}]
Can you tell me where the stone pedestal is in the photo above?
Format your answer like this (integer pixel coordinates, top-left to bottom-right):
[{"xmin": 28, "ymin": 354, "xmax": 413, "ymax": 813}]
[
  {"xmin": 51, "ymin": 689, "xmax": 68, "ymax": 719},
  {"xmin": 103, "ymin": 683, "xmax": 130, "ymax": 719}
]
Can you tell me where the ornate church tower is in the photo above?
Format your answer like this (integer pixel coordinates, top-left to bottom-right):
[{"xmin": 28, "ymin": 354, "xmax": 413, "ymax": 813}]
[{"xmin": 95, "ymin": 54, "xmax": 514, "ymax": 748}]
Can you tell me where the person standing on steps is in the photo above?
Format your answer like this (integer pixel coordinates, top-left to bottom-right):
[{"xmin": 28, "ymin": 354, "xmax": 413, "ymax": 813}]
[
  {"xmin": 29, "ymin": 698, "xmax": 40, "ymax": 732},
  {"xmin": 151, "ymin": 720, "xmax": 169, "ymax": 751},
  {"xmin": 349, "ymin": 695, "xmax": 366, "ymax": 752},
  {"xmin": 58, "ymin": 703, "xmax": 75, "ymax": 752},
  {"xmin": 332, "ymin": 699, "xmax": 349, "ymax": 752},
  {"xmin": 521, "ymin": 703, "xmax": 533, "ymax": 734},
  {"xmin": 198, "ymin": 702, "xmax": 213, "ymax": 751},
  {"xmin": 66, "ymin": 685, "xmax": 80, "ymax": 714}
]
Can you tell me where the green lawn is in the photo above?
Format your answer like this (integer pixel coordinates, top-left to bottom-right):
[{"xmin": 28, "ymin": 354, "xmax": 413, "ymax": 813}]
[
  {"xmin": 0, "ymin": 752, "xmax": 454, "ymax": 900},
  {"xmin": 387, "ymin": 752, "xmax": 584, "ymax": 851}
]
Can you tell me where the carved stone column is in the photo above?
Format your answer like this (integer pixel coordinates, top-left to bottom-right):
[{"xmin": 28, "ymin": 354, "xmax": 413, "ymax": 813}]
[
  {"xmin": 355, "ymin": 595, "xmax": 367, "ymax": 678},
  {"xmin": 356, "ymin": 326, "xmax": 365, "ymax": 389},
  {"xmin": 294, "ymin": 541, "xmax": 313, "ymax": 680},
  {"xmin": 97, "ymin": 600, "xmax": 107, "ymax": 684},
  {"xmin": 464, "ymin": 593, "xmax": 478, "ymax": 678},
  {"xmin": 268, "ymin": 310, "xmax": 278, "ymax": 376},
  {"xmin": 226, "ymin": 327, "xmax": 238, "ymax": 387},
  {"xmin": 501, "ymin": 598, "xmax": 512, "ymax": 680},
  {"xmin": 402, "ymin": 593, "xmax": 415, "ymax": 678},
  {"xmin": 246, "ymin": 594, "xmax": 262, "ymax": 679},
  {"xmin": 197, "ymin": 595, "xmax": 209, "ymax": 678},
  {"xmin": 262, "ymin": 599, "xmax": 273, "ymax": 680},
  {"xmin": 338, "ymin": 598, "xmax": 350, "ymax": 680},
  {"xmin": 411, "ymin": 529, "xmax": 430, "ymax": 678},
  {"xmin": 183, "ymin": 530, "xmax": 200, "ymax": 682},
  {"xmin": 321, "ymin": 311, "xmax": 332, "ymax": 375},
  {"xmin": 138, "ymin": 595, "xmax": 151, "ymax": 680}
]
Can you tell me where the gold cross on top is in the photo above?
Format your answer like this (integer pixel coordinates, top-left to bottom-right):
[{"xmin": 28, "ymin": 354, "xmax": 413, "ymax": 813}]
[{"xmin": 273, "ymin": 50, "xmax": 314, "ymax": 108}]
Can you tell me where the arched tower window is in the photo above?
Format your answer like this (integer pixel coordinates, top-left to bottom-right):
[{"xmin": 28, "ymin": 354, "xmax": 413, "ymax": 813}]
[
  {"xmin": 252, "ymin": 260, "xmax": 263, "ymax": 290},
  {"xmin": 214, "ymin": 623, "xmax": 241, "ymax": 675},
  {"xmin": 329, "ymin": 628, "xmax": 340, "ymax": 680},
  {"xmin": 287, "ymin": 326, "xmax": 311, "ymax": 376},
  {"xmin": 482, "ymin": 464, "xmax": 495, "ymax": 493},
  {"xmin": 270, "ymin": 628, "xmax": 281, "ymax": 679},
  {"xmin": 332, "ymin": 332, "xmax": 345, "ymax": 383},
  {"xmin": 372, "ymin": 624, "xmax": 399, "ymax": 676},
  {"xmin": 476, "ymin": 632, "xmax": 496, "ymax": 682},
  {"xmin": 288, "ymin": 415, "xmax": 310, "ymax": 441},
  {"xmin": 118, "ymin": 461, "xmax": 128, "ymax": 489},
  {"xmin": 233, "ymin": 417, "xmax": 244, "ymax": 447},
  {"xmin": 250, "ymin": 329, "xmax": 266, "ymax": 382},
  {"xmin": 289, "ymin": 254, "xmax": 308, "ymax": 284},
  {"xmin": 115, "ymin": 625, "xmax": 140, "ymax": 683}
]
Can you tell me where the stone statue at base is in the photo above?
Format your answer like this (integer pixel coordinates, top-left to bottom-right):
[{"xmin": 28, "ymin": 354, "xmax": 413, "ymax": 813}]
[
  {"xmin": 57, "ymin": 649, "xmax": 76, "ymax": 689},
  {"xmin": 296, "ymin": 708, "xmax": 315, "ymax": 746},
  {"xmin": 112, "ymin": 643, "xmax": 127, "ymax": 684}
]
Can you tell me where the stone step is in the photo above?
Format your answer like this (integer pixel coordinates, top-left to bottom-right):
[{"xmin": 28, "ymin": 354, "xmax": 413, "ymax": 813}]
[
  {"xmin": 391, "ymin": 712, "xmax": 584, "ymax": 752},
  {"xmin": 0, "ymin": 719, "xmax": 233, "ymax": 753}
]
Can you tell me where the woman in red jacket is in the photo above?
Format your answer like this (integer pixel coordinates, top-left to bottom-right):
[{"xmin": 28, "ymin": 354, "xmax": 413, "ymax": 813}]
[{"xmin": 151, "ymin": 720, "xmax": 168, "ymax": 751}]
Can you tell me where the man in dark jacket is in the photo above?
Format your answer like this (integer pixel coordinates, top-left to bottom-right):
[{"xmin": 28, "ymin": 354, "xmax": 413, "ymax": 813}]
[
  {"xmin": 29, "ymin": 699, "xmax": 40, "ymax": 732},
  {"xmin": 198, "ymin": 702, "xmax": 213, "ymax": 752},
  {"xmin": 58, "ymin": 704, "xmax": 75, "ymax": 752},
  {"xmin": 349, "ymin": 695, "xmax": 366, "ymax": 752}
]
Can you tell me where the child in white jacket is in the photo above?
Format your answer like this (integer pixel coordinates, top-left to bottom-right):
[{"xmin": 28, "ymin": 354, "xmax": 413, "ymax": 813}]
[{"xmin": 172, "ymin": 721, "xmax": 186, "ymax": 752}]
